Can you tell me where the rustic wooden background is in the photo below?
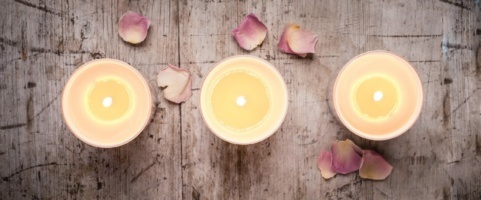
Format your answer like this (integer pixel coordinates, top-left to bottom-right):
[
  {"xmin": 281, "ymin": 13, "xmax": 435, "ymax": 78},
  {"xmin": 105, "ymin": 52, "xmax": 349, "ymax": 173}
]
[{"xmin": 1, "ymin": 0, "xmax": 480, "ymax": 199}]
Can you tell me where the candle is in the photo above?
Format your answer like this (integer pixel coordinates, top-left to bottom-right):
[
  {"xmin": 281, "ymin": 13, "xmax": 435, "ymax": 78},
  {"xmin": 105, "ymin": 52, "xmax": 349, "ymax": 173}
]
[
  {"xmin": 200, "ymin": 55, "xmax": 288, "ymax": 145},
  {"xmin": 332, "ymin": 51, "xmax": 423, "ymax": 140},
  {"xmin": 62, "ymin": 59, "xmax": 153, "ymax": 148}
]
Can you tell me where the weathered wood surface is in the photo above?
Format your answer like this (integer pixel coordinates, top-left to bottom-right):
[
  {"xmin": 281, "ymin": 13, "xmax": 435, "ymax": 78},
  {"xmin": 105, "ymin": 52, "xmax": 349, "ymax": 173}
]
[{"xmin": 0, "ymin": 0, "xmax": 480, "ymax": 199}]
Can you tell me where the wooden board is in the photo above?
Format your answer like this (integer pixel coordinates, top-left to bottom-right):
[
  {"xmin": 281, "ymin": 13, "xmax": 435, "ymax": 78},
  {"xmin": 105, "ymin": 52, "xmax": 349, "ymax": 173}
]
[{"xmin": 1, "ymin": 0, "xmax": 480, "ymax": 199}]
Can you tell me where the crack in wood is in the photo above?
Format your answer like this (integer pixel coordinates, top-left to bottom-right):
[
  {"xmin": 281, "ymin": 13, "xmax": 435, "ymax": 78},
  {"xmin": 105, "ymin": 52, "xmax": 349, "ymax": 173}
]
[
  {"xmin": 264, "ymin": 56, "xmax": 310, "ymax": 61},
  {"xmin": 442, "ymin": 42, "xmax": 470, "ymax": 50},
  {"xmin": 30, "ymin": 47, "xmax": 101, "ymax": 56},
  {"xmin": 409, "ymin": 60, "xmax": 441, "ymax": 63},
  {"xmin": 30, "ymin": 47, "xmax": 63, "ymax": 55},
  {"xmin": 149, "ymin": 102, "xmax": 161, "ymax": 123},
  {"xmin": 0, "ymin": 37, "xmax": 18, "ymax": 47},
  {"xmin": 26, "ymin": 94, "xmax": 34, "ymax": 131},
  {"xmin": 476, "ymin": 135, "xmax": 481, "ymax": 156},
  {"xmin": 187, "ymin": 60, "xmax": 216, "ymax": 64},
  {"xmin": 0, "ymin": 123, "xmax": 27, "ymax": 130},
  {"xmin": 28, "ymin": 92, "xmax": 62, "ymax": 121},
  {"xmin": 13, "ymin": 0, "xmax": 62, "ymax": 16},
  {"xmin": 130, "ymin": 161, "xmax": 157, "ymax": 183},
  {"xmin": 439, "ymin": 0, "xmax": 471, "ymax": 10},
  {"xmin": 21, "ymin": 22, "xmax": 27, "ymax": 60},
  {"xmin": 369, "ymin": 34, "xmax": 442, "ymax": 38},
  {"xmin": 176, "ymin": 2, "xmax": 185, "ymax": 198},
  {"xmin": 442, "ymin": 91, "xmax": 450, "ymax": 127},
  {"xmin": 447, "ymin": 160, "xmax": 461, "ymax": 165},
  {"xmin": 476, "ymin": 44, "xmax": 481, "ymax": 77},
  {"xmin": 2, "ymin": 162, "xmax": 62, "ymax": 181},
  {"xmin": 375, "ymin": 187, "xmax": 389, "ymax": 198},
  {"xmin": 447, "ymin": 88, "xmax": 481, "ymax": 118}
]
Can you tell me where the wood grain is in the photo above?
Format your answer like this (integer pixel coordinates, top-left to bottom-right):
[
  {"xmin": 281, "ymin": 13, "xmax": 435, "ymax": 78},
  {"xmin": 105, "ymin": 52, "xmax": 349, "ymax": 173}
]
[
  {"xmin": 1, "ymin": 0, "xmax": 480, "ymax": 199},
  {"xmin": 0, "ymin": 0, "xmax": 181, "ymax": 199}
]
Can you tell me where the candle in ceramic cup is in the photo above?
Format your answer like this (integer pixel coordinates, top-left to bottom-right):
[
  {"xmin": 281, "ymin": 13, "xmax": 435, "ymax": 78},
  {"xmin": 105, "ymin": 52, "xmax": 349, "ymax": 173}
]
[
  {"xmin": 62, "ymin": 58, "xmax": 153, "ymax": 148},
  {"xmin": 332, "ymin": 51, "xmax": 423, "ymax": 140},
  {"xmin": 200, "ymin": 55, "xmax": 288, "ymax": 145}
]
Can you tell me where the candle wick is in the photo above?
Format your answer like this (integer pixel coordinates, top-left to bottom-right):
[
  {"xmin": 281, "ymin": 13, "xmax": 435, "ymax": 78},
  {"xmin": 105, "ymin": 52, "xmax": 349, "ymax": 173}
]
[
  {"xmin": 102, "ymin": 97, "xmax": 113, "ymax": 107},
  {"xmin": 236, "ymin": 96, "xmax": 246, "ymax": 107},
  {"xmin": 373, "ymin": 91, "xmax": 383, "ymax": 102}
]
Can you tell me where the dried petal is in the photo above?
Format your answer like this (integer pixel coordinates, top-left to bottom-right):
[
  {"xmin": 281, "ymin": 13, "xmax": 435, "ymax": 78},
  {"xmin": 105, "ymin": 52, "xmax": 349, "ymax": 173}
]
[
  {"xmin": 348, "ymin": 139, "xmax": 363, "ymax": 155},
  {"xmin": 118, "ymin": 11, "xmax": 151, "ymax": 44},
  {"xmin": 277, "ymin": 24, "xmax": 318, "ymax": 58},
  {"xmin": 277, "ymin": 24, "xmax": 299, "ymax": 55},
  {"xmin": 331, "ymin": 139, "xmax": 362, "ymax": 174},
  {"xmin": 232, "ymin": 13, "xmax": 267, "ymax": 50},
  {"xmin": 318, "ymin": 150, "xmax": 336, "ymax": 179},
  {"xmin": 288, "ymin": 29, "xmax": 318, "ymax": 55},
  {"xmin": 359, "ymin": 150, "xmax": 393, "ymax": 180},
  {"xmin": 157, "ymin": 64, "xmax": 192, "ymax": 103}
]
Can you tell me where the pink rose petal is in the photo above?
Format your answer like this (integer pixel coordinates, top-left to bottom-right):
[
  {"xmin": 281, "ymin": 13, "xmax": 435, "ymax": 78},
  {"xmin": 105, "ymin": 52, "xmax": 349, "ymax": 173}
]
[
  {"xmin": 288, "ymin": 28, "xmax": 318, "ymax": 55},
  {"xmin": 318, "ymin": 150, "xmax": 336, "ymax": 179},
  {"xmin": 348, "ymin": 139, "xmax": 363, "ymax": 155},
  {"xmin": 118, "ymin": 11, "xmax": 151, "ymax": 44},
  {"xmin": 232, "ymin": 13, "xmax": 267, "ymax": 51},
  {"xmin": 277, "ymin": 24, "xmax": 318, "ymax": 58},
  {"xmin": 277, "ymin": 24, "xmax": 298, "ymax": 54},
  {"xmin": 359, "ymin": 150, "xmax": 393, "ymax": 180},
  {"xmin": 331, "ymin": 139, "xmax": 362, "ymax": 174},
  {"xmin": 157, "ymin": 64, "xmax": 192, "ymax": 103}
]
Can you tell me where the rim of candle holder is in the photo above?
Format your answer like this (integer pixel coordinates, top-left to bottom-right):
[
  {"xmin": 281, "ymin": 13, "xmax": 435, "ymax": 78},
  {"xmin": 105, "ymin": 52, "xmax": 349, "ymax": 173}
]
[
  {"xmin": 199, "ymin": 55, "xmax": 289, "ymax": 145},
  {"xmin": 332, "ymin": 50, "xmax": 424, "ymax": 141},
  {"xmin": 61, "ymin": 58, "xmax": 153, "ymax": 148}
]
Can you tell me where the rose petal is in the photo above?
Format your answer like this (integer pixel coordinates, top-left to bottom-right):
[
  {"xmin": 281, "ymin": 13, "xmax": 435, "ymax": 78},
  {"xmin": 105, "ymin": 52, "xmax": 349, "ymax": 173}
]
[
  {"xmin": 157, "ymin": 64, "xmax": 192, "ymax": 103},
  {"xmin": 359, "ymin": 150, "xmax": 393, "ymax": 180},
  {"xmin": 118, "ymin": 11, "xmax": 151, "ymax": 44},
  {"xmin": 347, "ymin": 139, "xmax": 363, "ymax": 155},
  {"xmin": 232, "ymin": 13, "xmax": 267, "ymax": 51},
  {"xmin": 287, "ymin": 28, "xmax": 318, "ymax": 55},
  {"xmin": 277, "ymin": 24, "xmax": 299, "ymax": 54},
  {"xmin": 318, "ymin": 150, "xmax": 336, "ymax": 179},
  {"xmin": 277, "ymin": 24, "xmax": 317, "ymax": 58},
  {"xmin": 331, "ymin": 139, "xmax": 362, "ymax": 174}
]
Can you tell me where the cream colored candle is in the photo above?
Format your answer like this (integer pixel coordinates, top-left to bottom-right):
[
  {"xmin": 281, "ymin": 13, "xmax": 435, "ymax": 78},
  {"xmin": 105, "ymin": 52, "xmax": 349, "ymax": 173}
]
[
  {"xmin": 62, "ymin": 59, "xmax": 153, "ymax": 148},
  {"xmin": 200, "ymin": 55, "xmax": 288, "ymax": 145},
  {"xmin": 332, "ymin": 51, "xmax": 423, "ymax": 140}
]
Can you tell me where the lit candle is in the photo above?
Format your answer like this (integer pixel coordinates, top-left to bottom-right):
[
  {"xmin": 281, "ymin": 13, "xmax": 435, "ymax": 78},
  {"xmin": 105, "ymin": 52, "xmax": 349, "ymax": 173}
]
[
  {"xmin": 62, "ymin": 59, "xmax": 153, "ymax": 148},
  {"xmin": 332, "ymin": 51, "xmax": 423, "ymax": 140},
  {"xmin": 200, "ymin": 55, "xmax": 288, "ymax": 145}
]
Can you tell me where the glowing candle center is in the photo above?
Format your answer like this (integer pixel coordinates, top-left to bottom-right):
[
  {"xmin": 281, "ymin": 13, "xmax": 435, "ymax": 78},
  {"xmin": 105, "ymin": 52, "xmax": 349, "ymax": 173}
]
[
  {"xmin": 87, "ymin": 79, "xmax": 131, "ymax": 121},
  {"xmin": 354, "ymin": 76, "xmax": 398, "ymax": 119},
  {"xmin": 211, "ymin": 71, "xmax": 270, "ymax": 130},
  {"xmin": 236, "ymin": 96, "xmax": 246, "ymax": 107},
  {"xmin": 102, "ymin": 97, "xmax": 113, "ymax": 107},
  {"xmin": 373, "ymin": 91, "xmax": 383, "ymax": 102}
]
